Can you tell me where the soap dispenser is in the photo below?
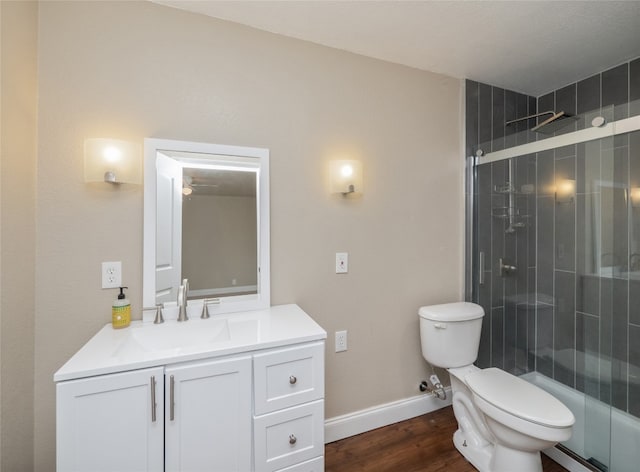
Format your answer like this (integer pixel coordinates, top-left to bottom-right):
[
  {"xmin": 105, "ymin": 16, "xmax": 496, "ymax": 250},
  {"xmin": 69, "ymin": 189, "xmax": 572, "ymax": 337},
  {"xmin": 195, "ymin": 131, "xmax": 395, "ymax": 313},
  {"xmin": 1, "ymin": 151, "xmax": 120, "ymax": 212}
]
[{"xmin": 112, "ymin": 286, "xmax": 131, "ymax": 329}]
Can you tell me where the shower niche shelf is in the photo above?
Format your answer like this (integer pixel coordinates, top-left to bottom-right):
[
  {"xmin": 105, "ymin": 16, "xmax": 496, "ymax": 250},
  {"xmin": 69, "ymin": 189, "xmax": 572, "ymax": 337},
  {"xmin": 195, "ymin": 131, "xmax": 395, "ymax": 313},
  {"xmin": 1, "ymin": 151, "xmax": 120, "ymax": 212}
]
[
  {"xmin": 491, "ymin": 207, "xmax": 530, "ymax": 230},
  {"xmin": 493, "ymin": 183, "xmax": 535, "ymax": 195},
  {"xmin": 492, "ymin": 182, "xmax": 532, "ymax": 233},
  {"xmin": 491, "ymin": 207, "xmax": 530, "ymax": 220}
]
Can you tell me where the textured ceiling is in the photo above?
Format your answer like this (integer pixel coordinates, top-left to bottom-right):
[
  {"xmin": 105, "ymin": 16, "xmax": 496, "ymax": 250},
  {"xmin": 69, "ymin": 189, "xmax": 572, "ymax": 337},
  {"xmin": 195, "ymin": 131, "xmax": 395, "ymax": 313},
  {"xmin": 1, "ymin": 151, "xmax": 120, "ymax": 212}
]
[{"xmin": 151, "ymin": 0, "xmax": 640, "ymax": 97}]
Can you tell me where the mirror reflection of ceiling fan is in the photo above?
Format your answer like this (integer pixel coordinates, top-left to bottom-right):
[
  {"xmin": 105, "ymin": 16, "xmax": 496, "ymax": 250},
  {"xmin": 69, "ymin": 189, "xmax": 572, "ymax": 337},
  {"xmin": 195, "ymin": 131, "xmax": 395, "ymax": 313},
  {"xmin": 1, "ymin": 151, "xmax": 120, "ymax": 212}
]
[
  {"xmin": 182, "ymin": 175, "xmax": 220, "ymax": 196},
  {"xmin": 181, "ymin": 167, "xmax": 257, "ymax": 198}
]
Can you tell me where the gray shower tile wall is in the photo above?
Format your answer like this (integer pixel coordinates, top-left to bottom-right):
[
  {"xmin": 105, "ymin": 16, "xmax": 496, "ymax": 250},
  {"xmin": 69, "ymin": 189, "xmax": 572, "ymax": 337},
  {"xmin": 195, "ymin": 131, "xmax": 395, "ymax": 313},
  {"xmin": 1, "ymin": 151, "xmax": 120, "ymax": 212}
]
[
  {"xmin": 535, "ymin": 59, "xmax": 640, "ymax": 135},
  {"xmin": 467, "ymin": 57, "xmax": 640, "ymax": 418},
  {"xmin": 630, "ymin": 324, "xmax": 640, "ymax": 417},
  {"xmin": 632, "ymin": 60, "xmax": 640, "ymax": 116},
  {"xmin": 603, "ymin": 63, "xmax": 630, "ymax": 122},
  {"xmin": 466, "ymin": 79, "xmax": 538, "ymax": 372},
  {"xmin": 465, "ymin": 80, "xmax": 537, "ymax": 157}
]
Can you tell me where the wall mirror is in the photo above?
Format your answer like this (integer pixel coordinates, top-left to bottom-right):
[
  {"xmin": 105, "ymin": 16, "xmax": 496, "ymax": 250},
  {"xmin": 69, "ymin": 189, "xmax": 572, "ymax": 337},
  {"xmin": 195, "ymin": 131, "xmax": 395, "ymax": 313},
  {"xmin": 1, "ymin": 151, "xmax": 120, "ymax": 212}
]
[{"xmin": 143, "ymin": 138, "xmax": 270, "ymax": 314}]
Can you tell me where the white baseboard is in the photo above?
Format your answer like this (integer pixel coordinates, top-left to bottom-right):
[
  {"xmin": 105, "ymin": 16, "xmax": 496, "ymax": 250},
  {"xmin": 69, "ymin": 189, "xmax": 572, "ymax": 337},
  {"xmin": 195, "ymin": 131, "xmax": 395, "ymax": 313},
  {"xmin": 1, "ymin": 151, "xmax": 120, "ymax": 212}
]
[{"xmin": 324, "ymin": 388, "xmax": 452, "ymax": 443}]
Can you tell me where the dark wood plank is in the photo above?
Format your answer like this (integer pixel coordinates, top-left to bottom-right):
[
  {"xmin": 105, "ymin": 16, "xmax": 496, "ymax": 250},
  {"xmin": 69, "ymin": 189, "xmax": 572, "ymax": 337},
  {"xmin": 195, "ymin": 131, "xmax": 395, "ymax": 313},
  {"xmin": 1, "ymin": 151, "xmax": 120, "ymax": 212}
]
[{"xmin": 325, "ymin": 406, "xmax": 568, "ymax": 472}]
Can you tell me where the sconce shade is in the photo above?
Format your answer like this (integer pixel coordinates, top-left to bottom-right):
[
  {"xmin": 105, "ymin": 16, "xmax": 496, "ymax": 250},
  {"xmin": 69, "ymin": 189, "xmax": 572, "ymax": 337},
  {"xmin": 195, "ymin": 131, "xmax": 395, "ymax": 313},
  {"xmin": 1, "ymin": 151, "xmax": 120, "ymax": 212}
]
[
  {"xmin": 84, "ymin": 138, "xmax": 142, "ymax": 184},
  {"xmin": 329, "ymin": 160, "xmax": 363, "ymax": 195},
  {"xmin": 631, "ymin": 188, "xmax": 640, "ymax": 208},
  {"xmin": 555, "ymin": 179, "xmax": 576, "ymax": 203}
]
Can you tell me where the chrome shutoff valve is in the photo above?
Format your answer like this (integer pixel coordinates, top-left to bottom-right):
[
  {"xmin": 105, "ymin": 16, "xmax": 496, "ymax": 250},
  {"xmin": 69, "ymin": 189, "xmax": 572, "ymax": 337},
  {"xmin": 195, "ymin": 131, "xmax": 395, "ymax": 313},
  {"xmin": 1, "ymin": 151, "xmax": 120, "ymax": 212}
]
[{"xmin": 419, "ymin": 374, "xmax": 447, "ymax": 400}]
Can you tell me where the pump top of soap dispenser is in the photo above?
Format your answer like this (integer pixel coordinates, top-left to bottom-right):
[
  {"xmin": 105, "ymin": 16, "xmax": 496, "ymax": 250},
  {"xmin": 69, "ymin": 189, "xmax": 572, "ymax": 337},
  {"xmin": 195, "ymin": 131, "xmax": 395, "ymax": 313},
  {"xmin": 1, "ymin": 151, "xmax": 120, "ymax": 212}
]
[{"xmin": 118, "ymin": 286, "xmax": 129, "ymax": 299}]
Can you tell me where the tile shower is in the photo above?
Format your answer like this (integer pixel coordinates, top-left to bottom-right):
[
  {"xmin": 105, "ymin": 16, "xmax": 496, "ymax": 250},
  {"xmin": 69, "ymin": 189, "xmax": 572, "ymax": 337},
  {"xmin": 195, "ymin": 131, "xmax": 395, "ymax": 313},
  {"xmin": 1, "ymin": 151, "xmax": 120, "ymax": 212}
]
[{"xmin": 466, "ymin": 58, "xmax": 640, "ymax": 471}]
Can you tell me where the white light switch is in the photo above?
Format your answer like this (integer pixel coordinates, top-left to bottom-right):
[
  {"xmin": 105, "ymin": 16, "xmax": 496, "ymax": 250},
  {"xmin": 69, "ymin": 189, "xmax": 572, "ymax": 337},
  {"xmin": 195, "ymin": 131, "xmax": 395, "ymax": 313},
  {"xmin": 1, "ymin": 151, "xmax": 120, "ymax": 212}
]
[{"xmin": 336, "ymin": 252, "xmax": 348, "ymax": 273}]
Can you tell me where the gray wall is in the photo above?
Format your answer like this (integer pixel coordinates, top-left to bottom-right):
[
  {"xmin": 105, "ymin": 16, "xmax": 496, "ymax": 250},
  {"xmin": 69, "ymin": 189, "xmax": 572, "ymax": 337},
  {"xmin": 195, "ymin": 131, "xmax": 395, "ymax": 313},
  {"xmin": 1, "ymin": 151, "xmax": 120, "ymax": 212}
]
[{"xmin": 467, "ymin": 57, "xmax": 640, "ymax": 418}]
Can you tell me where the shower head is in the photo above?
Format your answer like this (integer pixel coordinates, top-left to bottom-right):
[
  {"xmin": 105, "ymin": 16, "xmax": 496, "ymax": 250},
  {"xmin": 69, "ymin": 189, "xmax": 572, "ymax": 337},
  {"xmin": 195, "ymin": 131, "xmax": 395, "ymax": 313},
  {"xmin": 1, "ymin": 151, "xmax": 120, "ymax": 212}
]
[
  {"xmin": 531, "ymin": 111, "xmax": 579, "ymax": 134},
  {"xmin": 505, "ymin": 110, "xmax": 579, "ymax": 135}
]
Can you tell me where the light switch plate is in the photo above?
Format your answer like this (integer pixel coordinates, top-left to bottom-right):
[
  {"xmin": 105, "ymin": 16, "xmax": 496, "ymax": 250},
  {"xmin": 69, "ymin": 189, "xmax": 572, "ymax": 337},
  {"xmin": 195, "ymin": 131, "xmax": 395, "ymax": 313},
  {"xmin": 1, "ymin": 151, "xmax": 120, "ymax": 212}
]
[{"xmin": 336, "ymin": 252, "xmax": 348, "ymax": 273}]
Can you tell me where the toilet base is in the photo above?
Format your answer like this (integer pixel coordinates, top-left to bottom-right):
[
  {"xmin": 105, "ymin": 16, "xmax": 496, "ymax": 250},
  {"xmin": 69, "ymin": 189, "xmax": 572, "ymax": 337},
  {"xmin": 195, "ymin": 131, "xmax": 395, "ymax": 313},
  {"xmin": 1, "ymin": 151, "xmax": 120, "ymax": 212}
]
[
  {"xmin": 453, "ymin": 429, "xmax": 492, "ymax": 471},
  {"xmin": 490, "ymin": 444, "xmax": 542, "ymax": 472},
  {"xmin": 453, "ymin": 430, "xmax": 543, "ymax": 472}
]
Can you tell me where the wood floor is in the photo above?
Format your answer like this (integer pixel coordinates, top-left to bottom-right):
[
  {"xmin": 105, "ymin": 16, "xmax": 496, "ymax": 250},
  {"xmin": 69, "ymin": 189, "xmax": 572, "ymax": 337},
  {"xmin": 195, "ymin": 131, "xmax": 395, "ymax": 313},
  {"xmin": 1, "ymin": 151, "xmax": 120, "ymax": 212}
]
[{"xmin": 325, "ymin": 406, "xmax": 568, "ymax": 472}]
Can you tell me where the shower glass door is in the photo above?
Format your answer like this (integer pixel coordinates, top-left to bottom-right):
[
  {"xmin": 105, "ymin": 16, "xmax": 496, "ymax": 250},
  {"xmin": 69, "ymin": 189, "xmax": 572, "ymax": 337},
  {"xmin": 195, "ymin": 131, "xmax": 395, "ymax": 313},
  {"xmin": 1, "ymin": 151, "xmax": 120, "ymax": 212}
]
[{"xmin": 471, "ymin": 125, "xmax": 640, "ymax": 471}]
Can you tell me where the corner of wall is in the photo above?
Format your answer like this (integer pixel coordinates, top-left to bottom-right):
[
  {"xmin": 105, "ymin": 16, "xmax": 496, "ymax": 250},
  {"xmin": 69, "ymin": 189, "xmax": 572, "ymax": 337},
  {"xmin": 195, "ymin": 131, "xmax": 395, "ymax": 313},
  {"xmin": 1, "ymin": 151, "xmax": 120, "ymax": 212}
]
[{"xmin": 0, "ymin": 1, "xmax": 38, "ymax": 471}]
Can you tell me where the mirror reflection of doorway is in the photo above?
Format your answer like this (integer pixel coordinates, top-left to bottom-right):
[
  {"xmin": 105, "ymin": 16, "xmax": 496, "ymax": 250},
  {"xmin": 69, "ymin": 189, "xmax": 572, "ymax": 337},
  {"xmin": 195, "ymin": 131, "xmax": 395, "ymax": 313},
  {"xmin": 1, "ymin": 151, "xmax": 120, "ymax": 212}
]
[{"xmin": 181, "ymin": 167, "xmax": 257, "ymax": 299}]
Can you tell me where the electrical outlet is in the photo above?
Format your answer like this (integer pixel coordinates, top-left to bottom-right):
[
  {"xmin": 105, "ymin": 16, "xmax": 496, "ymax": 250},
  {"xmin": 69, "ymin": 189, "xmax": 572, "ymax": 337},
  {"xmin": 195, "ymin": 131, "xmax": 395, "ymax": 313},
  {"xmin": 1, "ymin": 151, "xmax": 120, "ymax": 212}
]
[
  {"xmin": 335, "ymin": 330, "xmax": 348, "ymax": 352},
  {"xmin": 102, "ymin": 261, "xmax": 122, "ymax": 289}
]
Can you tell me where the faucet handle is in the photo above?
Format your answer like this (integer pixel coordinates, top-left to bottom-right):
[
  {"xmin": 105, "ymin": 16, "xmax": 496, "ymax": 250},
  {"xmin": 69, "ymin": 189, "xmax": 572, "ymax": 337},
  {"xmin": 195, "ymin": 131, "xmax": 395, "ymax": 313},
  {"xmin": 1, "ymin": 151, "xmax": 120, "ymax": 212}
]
[
  {"xmin": 200, "ymin": 298, "xmax": 221, "ymax": 319},
  {"xmin": 201, "ymin": 300, "xmax": 211, "ymax": 319},
  {"xmin": 153, "ymin": 304, "xmax": 164, "ymax": 324}
]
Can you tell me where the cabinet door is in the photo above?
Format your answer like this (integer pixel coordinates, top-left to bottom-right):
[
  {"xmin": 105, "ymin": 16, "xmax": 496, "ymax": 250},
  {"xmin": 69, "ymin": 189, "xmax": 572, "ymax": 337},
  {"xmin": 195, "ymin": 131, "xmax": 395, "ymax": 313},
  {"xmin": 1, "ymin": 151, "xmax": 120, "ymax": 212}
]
[
  {"xmin": 57, "ymin": 366, "xmax": 164, "ymax": 472},
  {"xmin": 165, "ymin": 355, "xmax": 252, "ymax": 472}
]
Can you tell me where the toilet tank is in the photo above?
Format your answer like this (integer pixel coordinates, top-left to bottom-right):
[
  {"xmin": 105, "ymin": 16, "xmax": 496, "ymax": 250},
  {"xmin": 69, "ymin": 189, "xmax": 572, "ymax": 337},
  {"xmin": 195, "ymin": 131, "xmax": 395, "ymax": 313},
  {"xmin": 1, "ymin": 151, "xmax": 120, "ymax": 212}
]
[{"xmin": 418, "ymin": 302, "xmax": 484, "ymax": 368}]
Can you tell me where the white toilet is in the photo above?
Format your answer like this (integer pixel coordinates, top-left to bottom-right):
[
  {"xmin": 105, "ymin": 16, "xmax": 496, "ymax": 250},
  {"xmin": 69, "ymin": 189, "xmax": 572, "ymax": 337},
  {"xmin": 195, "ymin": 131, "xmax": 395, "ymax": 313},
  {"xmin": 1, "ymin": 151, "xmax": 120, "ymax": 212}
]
[{"xmin": 419, "ymin": 302, "xmax": 574, "ymax": 472}]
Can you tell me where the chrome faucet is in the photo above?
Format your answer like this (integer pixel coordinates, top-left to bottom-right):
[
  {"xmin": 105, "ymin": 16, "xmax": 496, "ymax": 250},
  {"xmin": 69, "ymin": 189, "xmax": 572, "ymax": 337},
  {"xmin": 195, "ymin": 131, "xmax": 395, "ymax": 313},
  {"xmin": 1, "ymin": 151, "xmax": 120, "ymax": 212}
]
[{"xmin": 177, "ymin": 278, "xmax": 189, "ymax": 322}]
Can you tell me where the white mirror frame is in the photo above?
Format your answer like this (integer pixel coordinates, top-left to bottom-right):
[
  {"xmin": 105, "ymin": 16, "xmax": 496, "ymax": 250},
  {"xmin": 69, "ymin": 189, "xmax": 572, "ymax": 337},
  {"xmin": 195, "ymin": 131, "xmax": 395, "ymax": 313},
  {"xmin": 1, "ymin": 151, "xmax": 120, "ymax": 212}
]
[{"xmin": 143, "ymin": 138, "xmax": 270, "ymax": 314}]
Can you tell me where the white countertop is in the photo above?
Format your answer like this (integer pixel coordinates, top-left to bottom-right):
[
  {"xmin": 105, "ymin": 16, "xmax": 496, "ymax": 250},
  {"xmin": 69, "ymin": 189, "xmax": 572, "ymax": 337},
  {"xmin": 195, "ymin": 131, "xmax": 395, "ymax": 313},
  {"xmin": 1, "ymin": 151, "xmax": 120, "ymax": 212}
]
[{"xmin": 54, "ymin": 304, "xmax": 326, "ymax": 382}]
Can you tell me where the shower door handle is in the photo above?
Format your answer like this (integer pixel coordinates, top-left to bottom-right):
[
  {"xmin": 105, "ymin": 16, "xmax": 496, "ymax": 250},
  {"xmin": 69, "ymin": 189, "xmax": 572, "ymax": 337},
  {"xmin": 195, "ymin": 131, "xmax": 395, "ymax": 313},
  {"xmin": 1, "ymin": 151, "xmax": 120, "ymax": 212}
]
[{"xmin": 479, "ymin": 252, "xmax": 485, "ymax": 285}]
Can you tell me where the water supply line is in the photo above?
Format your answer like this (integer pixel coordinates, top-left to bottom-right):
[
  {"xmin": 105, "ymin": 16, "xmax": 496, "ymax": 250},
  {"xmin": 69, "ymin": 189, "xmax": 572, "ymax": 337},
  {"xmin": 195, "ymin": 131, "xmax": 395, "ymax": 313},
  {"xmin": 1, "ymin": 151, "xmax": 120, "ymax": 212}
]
[{"xmin": 419, "ymin": 372, "xmax": 447, "ymax": 400}]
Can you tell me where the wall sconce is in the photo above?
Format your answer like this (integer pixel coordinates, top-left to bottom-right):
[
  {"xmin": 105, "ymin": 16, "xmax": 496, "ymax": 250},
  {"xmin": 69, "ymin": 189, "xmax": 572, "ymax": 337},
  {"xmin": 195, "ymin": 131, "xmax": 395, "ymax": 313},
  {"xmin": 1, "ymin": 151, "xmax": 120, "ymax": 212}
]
[
  {"xmin": 630, "ymin": 187, "xmax": 640, "ymax": 208},
  {"xmin": 84, "ymin": 138, "xmax": 142, "ymax": 184},
  {"xmin": 329, "ymin": 160, "xmax": 363, "ymax": 195},
  {"xmin": 555, "ymin": 179, "xmax": 576, "ymax": 204}
]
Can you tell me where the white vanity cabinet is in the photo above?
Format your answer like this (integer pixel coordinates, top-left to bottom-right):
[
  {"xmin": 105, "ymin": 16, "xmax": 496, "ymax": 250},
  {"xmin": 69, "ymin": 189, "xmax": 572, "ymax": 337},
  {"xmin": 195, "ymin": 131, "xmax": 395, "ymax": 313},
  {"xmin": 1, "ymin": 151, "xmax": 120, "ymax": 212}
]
[
  {"xmin": 164, "ymin": 355, "xmax": 252, "ymax": 472},
  {"xmin": 56, "ymin": 366, "xmax": 164, "ymax": 472},
  {"xmin": 55, "ymin": 305, "xmax": 327, "ymax": 472}
]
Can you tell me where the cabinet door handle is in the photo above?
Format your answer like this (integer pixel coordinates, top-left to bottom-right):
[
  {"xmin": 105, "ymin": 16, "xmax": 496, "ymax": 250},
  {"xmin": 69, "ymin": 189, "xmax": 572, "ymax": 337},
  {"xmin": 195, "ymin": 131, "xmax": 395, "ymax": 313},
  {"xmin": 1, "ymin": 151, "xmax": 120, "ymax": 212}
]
[
  {"xmin": 289, "ymin": 434, "xmax": 297, "ymax": 445},
  {"xmin": 150, "ymin": 376, "xmax": 157, "ymax": 423},
  {"xmin": 289, "ymin": 375, "xmax": 297, "ymax": 385},
  {"xmin": 170, "ymin": 375, "xmax": 175, "ymax": 421}
]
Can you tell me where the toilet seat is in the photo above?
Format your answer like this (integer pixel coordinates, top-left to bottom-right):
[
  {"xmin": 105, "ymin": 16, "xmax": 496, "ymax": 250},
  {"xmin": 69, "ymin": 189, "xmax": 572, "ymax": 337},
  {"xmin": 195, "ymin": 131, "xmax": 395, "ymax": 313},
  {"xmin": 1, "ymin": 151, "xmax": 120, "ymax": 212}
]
[{"xmin": 465, "ymin": 368, "xmax": 574, "ymax": 428}]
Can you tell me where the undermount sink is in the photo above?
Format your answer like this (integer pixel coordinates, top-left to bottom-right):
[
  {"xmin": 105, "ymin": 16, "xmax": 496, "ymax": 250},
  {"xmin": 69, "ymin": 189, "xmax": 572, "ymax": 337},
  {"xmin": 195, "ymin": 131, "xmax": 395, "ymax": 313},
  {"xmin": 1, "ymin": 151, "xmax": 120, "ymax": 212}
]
[{"xmin": 115, "ymin": 318, "xmax": 230, "ymax": 357}]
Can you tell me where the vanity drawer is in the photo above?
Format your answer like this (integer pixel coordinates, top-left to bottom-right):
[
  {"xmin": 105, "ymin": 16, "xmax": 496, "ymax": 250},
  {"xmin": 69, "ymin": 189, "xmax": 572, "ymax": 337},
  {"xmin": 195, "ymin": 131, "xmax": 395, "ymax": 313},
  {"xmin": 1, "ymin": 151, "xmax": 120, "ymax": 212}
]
[
  {"xmin": 253, "ymin": 342, "xmax": 324, "ymax": 415},
  {"xmin": 254, "ymin": 400, "xmax": 324, "ymax": 472},
  {"xmin": 275, "ymin": 456, "xmax": 323, "ymax": 472}
]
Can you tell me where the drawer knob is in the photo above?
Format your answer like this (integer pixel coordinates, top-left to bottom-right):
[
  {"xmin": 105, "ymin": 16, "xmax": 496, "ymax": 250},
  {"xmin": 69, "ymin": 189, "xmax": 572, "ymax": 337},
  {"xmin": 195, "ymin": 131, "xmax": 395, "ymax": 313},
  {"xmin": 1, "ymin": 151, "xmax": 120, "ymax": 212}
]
[
  {"xmin": 289, "ymin": 375, "xmax": 297, "ymax": 385},
  {"xmin": 289, "ymin": 434, "xmax": 297, "ymax": 445}
]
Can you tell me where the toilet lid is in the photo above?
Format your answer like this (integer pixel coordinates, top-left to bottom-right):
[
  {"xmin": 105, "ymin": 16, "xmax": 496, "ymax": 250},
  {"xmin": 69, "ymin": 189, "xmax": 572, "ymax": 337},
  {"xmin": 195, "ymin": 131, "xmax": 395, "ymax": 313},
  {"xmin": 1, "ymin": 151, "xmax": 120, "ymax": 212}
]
[
  {"xmin": 465, "ymin": 368, "xmax": 574, "ymax": 428},
  {"xmin": 418, "ymin": 302, "xmax": 484, "ymax": 322}
]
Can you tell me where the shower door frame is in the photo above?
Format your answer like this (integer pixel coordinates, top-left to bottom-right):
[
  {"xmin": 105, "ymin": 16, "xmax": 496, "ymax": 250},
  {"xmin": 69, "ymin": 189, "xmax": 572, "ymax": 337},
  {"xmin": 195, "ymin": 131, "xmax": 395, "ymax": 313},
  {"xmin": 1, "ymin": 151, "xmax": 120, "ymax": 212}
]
[
  {"xmin": 475, "ymin": 115, "xmax": 640, "ymax": 166},
  {"xmin": 465, "ymin": 113, "xmax": 640, "ymax": 472}
]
